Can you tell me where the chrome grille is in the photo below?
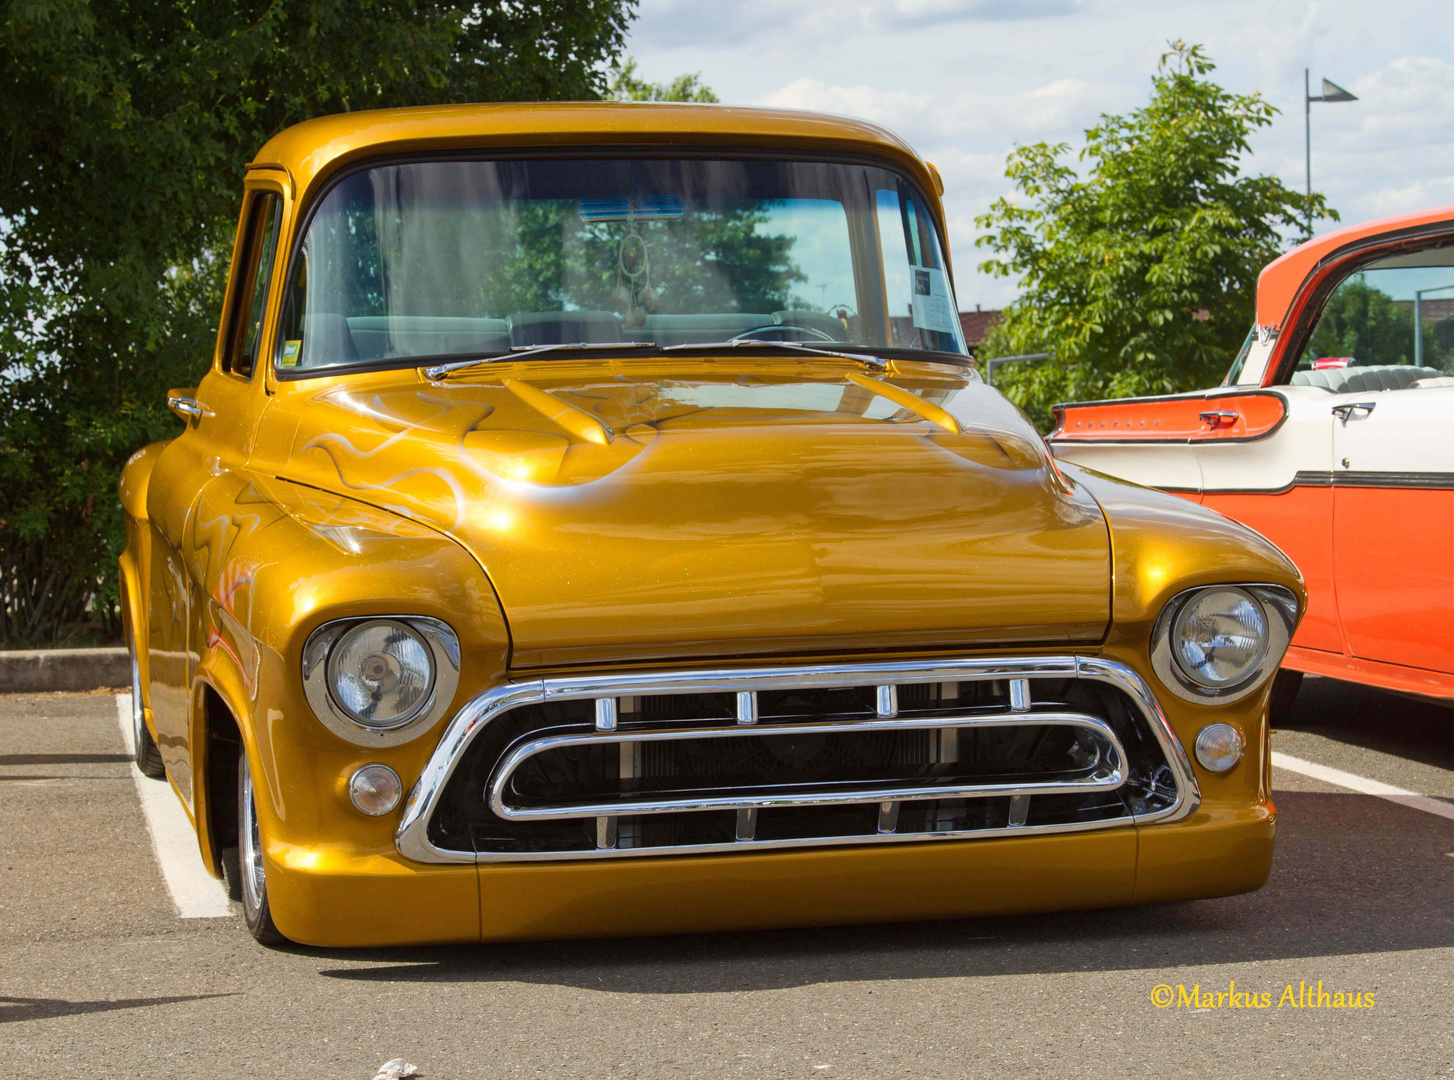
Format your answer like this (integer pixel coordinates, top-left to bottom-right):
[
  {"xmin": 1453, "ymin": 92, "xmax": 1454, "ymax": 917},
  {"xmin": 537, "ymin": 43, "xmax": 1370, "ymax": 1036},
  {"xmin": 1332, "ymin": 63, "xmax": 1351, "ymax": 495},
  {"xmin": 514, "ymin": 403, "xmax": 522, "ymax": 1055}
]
[{"xmin": 395, "ymin": 656, "xmax": 1199, "ymax": 864}]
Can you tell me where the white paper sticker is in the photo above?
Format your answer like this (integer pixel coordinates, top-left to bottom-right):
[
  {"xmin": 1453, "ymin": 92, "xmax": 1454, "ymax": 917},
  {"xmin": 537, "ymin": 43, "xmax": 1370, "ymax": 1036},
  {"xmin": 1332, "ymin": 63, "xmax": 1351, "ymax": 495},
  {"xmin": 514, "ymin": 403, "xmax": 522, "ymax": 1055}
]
[{"xmin": 910, "ymin": 266, "xmax": 958, "ymax": 336}]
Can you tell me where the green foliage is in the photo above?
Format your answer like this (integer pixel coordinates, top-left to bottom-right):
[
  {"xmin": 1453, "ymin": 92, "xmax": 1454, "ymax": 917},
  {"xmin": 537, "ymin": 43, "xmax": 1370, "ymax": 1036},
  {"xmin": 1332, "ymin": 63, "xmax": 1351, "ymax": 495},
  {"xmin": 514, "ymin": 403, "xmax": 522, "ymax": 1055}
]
[
  {"xmin": 975, "ymin": 41, "xmax": 1335, "ymax": 429},
  {"xmin": 1304, "ymin": 277, "xmax": 1452, "ymax": 371},
  {"xmin": 0, "ymin": 0, "xmax": 635, "ymax": 645},
  {"xmin": 607, "ymin": 57, "xmax": 719, "ymax": 103}
]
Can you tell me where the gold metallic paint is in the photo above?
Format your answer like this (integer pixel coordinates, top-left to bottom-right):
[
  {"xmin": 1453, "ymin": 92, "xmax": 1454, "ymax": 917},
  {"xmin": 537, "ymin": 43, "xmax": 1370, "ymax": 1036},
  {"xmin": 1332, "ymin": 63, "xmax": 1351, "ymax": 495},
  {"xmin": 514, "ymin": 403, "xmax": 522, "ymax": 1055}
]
[
  {"xmin": 255, "ymin": 361, "xmax": 1115, "ymax": 669},
  {"xmin": 118, "ymin": 104, "xmax": 1305, "ymax": 947}
]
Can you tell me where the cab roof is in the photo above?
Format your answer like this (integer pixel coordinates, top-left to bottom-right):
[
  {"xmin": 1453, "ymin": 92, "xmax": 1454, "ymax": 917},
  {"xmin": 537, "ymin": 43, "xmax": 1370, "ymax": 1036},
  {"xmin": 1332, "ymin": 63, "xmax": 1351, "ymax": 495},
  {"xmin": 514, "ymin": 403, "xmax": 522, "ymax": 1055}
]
[
  {"xmin": 250, "ymin": 102, "xmax": 937, "ymax": 212},
  {"xmin": 1257, "ymin": 202, "xmax": 1454, "ymax": 328}
]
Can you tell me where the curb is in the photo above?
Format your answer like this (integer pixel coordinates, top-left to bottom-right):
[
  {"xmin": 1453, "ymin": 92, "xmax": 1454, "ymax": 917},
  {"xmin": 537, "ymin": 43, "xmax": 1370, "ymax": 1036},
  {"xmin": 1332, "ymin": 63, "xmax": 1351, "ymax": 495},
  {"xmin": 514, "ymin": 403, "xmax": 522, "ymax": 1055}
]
[{"xmin": 0, "ymin": 647, "xmax": 130, "ymax": 693}]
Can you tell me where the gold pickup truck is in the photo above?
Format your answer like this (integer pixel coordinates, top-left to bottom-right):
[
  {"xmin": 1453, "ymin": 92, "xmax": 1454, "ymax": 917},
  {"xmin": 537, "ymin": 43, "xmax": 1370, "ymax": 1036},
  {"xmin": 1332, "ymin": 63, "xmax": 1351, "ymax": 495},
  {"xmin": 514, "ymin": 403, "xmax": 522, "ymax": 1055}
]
[{"xmin": 118, "ymin": 102, "xmax": 1302, "ymax": 947}]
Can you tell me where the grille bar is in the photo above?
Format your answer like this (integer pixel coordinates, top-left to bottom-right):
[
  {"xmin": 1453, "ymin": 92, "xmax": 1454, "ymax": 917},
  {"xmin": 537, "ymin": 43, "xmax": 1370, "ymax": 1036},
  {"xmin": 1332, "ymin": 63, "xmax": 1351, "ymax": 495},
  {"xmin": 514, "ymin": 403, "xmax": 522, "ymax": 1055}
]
[
  {"xmin": 490, "ymin": 710, "xmax": 1125, "ymax": 821},
  {"xmin": 395, "ymin": 655, "xmax": 1201, "ymax": 865}
]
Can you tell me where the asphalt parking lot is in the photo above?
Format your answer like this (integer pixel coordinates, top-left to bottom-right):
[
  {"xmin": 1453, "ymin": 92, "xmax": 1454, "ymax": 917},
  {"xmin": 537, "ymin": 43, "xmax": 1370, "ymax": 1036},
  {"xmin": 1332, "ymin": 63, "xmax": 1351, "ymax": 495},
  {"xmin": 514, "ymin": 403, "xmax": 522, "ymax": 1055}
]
[{"xmin": 2, "ymin": 678, "xmax": 1451, "ymax": 1079}]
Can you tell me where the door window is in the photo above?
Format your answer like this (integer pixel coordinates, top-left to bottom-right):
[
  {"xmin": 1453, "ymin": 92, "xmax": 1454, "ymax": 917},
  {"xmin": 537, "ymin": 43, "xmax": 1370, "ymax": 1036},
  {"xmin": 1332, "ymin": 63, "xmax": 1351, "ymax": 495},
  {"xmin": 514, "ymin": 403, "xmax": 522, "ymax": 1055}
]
[
  {"xmin": 1284, "ymin": 241, "xmax": 1454, "ymax": 392},
  {"xmin": 223, "ymin": 193, "xmax": 283, "ymax": 378}
]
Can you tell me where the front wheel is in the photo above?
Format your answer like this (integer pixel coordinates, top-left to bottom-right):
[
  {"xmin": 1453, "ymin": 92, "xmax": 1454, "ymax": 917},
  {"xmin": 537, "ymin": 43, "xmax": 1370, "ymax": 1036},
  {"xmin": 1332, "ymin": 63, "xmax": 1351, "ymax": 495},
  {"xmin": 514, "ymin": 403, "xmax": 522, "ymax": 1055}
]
[
  {"xmin": 236, "ymin": 753, "xmax": 288, "ymax": 945},
  {"xmin": 128, "ymin": 646, "xmax": 165, "ymax": 779}
]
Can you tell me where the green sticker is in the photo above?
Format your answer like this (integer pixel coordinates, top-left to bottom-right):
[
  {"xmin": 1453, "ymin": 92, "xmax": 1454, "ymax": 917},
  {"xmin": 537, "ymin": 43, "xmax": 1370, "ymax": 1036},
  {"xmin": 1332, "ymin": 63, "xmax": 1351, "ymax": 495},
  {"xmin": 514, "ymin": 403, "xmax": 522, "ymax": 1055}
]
[{"xmin": 280, "ymin": 339, "xmax": 302, "ymax": 367}]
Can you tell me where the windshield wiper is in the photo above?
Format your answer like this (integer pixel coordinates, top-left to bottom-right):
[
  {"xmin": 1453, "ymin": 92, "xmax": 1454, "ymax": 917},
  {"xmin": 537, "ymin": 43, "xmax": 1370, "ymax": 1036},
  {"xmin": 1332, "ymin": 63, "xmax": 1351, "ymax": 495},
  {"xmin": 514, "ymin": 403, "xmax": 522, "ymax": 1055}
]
[
  {"xmin": 662, "ymin": 338, "xmax": 886, "ymax": 369},
  {"xmin": 423, "ymin": 341, "xmax": 654, "ymax": 380}
]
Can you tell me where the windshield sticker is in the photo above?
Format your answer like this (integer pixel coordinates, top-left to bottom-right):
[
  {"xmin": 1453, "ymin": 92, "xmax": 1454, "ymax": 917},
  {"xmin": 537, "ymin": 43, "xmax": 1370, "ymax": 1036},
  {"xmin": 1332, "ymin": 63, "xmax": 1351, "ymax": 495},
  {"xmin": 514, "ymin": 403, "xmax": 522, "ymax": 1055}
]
[
  {"xmin": 280, "ymin": 340, "xmax": 302, "ymax": 367},
  {"xmin": 911, "ymin": 267, "xmax": 957, "ymax": 336}
]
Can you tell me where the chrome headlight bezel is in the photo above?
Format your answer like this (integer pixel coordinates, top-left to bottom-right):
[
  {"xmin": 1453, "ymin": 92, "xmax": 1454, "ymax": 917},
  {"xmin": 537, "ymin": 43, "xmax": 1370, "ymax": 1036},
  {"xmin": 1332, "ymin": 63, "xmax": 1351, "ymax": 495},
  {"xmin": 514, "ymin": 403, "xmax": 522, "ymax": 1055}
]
[
  {"xmin": 1150, "ymin": 584, "xmax": 1298, "ymax": 705},
  {"xmin": 302, "ymin": 616, "xmax": 461, "ymax": 747}
]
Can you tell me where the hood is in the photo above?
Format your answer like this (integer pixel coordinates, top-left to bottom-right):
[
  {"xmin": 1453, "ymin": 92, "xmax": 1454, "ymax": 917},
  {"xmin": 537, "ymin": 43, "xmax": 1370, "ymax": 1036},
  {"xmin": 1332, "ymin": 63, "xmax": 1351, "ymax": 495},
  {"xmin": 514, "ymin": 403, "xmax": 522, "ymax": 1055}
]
[{"xmin": 262, "ymin": 359, "xmax": 1111, "ymax": 668}]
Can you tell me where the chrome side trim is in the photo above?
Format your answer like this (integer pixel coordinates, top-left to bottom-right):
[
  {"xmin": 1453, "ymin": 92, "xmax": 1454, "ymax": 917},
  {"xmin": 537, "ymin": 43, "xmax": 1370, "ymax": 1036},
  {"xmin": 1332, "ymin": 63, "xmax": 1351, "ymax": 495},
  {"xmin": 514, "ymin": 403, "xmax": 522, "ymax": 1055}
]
[
  {"xmin": 394, "ymin": 654, "xmax": 1201, "ymax": 865},
  {"xmin": 489, "ymin": 711, "xmax": 1125, "ymax": 821}
]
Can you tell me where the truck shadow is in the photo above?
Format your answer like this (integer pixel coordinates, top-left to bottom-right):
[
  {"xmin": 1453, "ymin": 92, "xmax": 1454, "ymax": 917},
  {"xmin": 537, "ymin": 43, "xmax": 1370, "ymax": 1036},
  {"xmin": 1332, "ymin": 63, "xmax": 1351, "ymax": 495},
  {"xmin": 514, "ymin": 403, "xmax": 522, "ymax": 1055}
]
[
  {"xmin": 1277, "ymin": 674, "xmax": 1454, "ymax": 774},
  {"xmin": 316, "ymin": 784, "xmax": 1453, "ymax": 993}
]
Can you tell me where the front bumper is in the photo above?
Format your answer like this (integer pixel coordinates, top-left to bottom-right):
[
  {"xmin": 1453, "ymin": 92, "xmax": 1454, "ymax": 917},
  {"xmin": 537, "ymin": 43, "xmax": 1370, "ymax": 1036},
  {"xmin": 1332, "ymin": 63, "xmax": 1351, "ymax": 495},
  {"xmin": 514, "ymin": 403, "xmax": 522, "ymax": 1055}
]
[{"xmin": 263, "ymin": 802, "xmax": 1274, "ymax": 946}]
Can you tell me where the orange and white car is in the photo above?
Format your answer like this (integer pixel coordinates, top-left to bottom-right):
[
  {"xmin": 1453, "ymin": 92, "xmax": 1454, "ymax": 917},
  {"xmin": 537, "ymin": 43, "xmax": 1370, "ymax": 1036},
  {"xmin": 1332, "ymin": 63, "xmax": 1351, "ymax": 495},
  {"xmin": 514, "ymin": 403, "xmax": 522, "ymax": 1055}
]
[{"xmin": 1052, "ymin": 206, "xmax": 1454, "ymax": 709}]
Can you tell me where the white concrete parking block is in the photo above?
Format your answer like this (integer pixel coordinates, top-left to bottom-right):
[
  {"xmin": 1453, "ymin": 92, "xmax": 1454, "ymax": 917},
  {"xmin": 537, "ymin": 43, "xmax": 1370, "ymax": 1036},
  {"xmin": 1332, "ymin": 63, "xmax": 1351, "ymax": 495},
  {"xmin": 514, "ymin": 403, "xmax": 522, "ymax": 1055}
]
[
  {"xmin": 115, "ymin": 694, "xmax": 234, "ymax": 918},
  {"xmin": 1273, "ymin": 750, "xmax": 1454, "ymax": 823}
]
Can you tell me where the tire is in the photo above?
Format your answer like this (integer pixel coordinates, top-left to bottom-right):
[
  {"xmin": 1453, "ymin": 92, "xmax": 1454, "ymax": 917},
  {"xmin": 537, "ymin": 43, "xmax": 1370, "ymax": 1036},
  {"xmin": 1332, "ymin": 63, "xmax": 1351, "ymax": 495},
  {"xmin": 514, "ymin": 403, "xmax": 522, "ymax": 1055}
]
[
  {"xmin": 236, "ymin": 753, "xmax": 288, "ymax": 946},
  {"xmin": 129, "ymin": 646, "xmax": 166, "ymax": 779},
  {"xmin": 1268, "ymin": 669, "xmax": 1304, "ymax": 726}
]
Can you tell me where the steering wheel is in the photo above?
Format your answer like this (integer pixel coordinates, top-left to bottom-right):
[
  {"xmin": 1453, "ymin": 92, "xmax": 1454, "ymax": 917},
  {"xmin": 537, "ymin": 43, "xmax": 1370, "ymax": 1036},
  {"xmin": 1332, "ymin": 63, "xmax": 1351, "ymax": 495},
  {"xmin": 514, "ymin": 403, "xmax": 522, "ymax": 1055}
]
[{"xmin": 730, "ymin": 324, "xmax": 837, "ymax": 344}]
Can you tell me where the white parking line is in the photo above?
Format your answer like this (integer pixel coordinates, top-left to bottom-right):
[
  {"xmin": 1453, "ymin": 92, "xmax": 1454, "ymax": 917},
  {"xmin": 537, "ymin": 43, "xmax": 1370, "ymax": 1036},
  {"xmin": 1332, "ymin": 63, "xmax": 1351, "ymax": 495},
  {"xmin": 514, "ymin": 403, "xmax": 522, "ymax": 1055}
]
[
  {"xmin": 115, "ymin": 694, "xmax": 234, "ymax": 918},
  {"xmin": 1272, "ymin": 751, "xmax": 1454, "ymax": 823}
]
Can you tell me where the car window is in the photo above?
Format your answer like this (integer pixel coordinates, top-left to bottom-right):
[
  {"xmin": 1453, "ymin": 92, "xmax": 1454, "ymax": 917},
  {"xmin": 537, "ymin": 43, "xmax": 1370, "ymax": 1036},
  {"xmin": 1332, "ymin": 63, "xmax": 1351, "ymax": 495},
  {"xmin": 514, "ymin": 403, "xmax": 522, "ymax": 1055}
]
[
  {"xmin": 1286, "ymin": 240, "xmax": 1454, "ymax": 391},
  {"xmin": 224, "ymin": 193, "xmax": 282, "ymax": 378},
  {"xmin": 275, "ymin": 157, "xmax": 967, "ymax": 374}
]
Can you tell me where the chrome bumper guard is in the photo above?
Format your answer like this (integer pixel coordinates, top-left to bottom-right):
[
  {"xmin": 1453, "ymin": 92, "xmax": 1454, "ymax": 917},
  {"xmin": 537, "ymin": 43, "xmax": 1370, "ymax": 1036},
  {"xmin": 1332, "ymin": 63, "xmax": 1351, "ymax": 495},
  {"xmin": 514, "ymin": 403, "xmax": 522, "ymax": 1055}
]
[{"xmin": 396, "ymin": 655, "xmax": 1200, "ymax": 864}]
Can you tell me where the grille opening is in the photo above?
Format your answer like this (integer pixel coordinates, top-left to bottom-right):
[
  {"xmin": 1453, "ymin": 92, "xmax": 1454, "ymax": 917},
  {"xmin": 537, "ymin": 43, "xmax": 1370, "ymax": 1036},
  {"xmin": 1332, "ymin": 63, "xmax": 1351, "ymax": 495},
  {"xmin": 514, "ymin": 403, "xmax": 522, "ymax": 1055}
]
[
  {"xmin": 426, "ymin": 670, "xmax": 1182, "ymax": 859},
  {"xmin": 635, "ymin": 810, "xmax": 736, "ymax": 849},
  {"xmin": 894, "ymin": 796, "xmax": 1017, "ymax": 834},
  {"xmin": 897, "ymin": 680, "xmax": 1013, "ymax": 713},
  {"xmin": 1022, "ymin": 790, "xmax": 1129, "ymax": 826},
  {"xmin": 756, "ymin": 803, "xmax": 880, "ymax": 840},
  {"xmin": 759, "ymin": 685, "xmax": 876, "ymax": 720},
  {"xmin": 625, "ymin": 692, "xmax": 736, "ymax": 725}
]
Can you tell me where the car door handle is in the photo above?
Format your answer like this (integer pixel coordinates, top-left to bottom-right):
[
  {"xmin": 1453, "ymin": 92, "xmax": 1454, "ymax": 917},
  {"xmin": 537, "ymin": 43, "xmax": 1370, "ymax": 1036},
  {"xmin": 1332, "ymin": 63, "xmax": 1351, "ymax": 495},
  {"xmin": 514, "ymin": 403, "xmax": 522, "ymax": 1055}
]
[
  {"xmin": 1198, "ymin": 410, "xmax": 1239, "ymax": 427},
  {"xmin": 1331, "ymin": 401, "xmax": 1376, "ymax": 425},
  {"xmin": 167, "ymin": 395, "xmax": 213, "ymax": 420}
]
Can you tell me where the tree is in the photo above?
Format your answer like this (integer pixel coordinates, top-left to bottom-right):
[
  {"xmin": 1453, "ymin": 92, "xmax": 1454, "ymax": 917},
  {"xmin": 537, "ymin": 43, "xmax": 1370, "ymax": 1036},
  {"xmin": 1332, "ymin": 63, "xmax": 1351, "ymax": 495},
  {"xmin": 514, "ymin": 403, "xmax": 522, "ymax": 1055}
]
[
  {"xmin": 607, "ymin": 57, "xmax": 718, "ymax": 103},
  {"xmin": 0, "ymin": 0, "xmax": 635, "ymax": 644},
  {"xmin": 975, "ymin": 42, "xmax": 1335, "ymax": 429}
]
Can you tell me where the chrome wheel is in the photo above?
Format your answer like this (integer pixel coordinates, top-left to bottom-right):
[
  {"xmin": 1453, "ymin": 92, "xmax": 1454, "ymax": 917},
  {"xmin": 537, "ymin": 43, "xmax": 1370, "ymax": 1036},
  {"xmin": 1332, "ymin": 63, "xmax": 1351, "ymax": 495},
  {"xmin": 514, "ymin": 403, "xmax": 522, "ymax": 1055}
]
[
  {"xmin": 130, "ymin": 654, "xmax": 144, "ymax": 749},
  {"xmin": 235, "ymin": 752, "xmax": 286, "ymax": 944},
  {"xmin": 239, "ymin": 756, "xmax": 266, "ymax": 915}
]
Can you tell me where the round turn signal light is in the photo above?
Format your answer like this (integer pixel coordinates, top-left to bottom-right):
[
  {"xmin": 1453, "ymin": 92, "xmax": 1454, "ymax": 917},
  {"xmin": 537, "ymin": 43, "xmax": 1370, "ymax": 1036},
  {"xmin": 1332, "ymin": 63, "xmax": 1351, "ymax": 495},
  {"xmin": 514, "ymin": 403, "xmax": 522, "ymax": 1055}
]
[
  {"xmin": 349, "ymin": 764, "xmax": 404, "ymax": 816},
  {"xmin": 1194, "ymin": 723, "xmax": 1244, "ymax": 773}
]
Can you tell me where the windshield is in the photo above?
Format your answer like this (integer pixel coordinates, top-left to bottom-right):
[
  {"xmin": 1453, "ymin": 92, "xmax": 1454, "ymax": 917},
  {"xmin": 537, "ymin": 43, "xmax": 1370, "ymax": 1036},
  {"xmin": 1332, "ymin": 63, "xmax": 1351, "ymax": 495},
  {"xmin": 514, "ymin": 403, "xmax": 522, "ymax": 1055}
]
[{"xmin": 275, "ymin": 157, "xmax": 968, "ymax": 373}]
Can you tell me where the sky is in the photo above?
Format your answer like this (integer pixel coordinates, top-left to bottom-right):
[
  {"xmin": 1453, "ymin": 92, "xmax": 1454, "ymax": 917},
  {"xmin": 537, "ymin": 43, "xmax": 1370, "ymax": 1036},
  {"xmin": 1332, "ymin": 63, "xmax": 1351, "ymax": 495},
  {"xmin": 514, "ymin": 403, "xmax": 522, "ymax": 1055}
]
[{"xmin": 622, "ymin": 0, "xmax": 1454, "ymax": 310}]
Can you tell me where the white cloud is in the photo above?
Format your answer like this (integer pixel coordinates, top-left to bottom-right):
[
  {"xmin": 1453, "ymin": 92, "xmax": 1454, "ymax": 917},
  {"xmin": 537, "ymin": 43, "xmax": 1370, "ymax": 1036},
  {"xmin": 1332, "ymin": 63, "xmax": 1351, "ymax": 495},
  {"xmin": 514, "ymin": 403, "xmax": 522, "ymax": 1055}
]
[
  {"xmin": 625, "ymin": 0, "xmax": 1454, "ymax": 309},
  {"xmin": 872, "ymin": 0, "xmax": 1081, "ymax": 26},
  {"xmin": 759, "ymin": 75, "xmax": 1119, "ymax": 143},
  {"xmin": 760, "ymin": 77, "xmax": 934, "ymax": 130}
]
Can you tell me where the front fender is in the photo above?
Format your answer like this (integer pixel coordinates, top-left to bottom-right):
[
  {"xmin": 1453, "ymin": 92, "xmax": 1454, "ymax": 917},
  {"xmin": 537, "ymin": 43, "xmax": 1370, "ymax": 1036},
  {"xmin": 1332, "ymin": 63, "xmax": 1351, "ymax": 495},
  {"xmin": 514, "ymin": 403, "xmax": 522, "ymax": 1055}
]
[
  {"xmin": 118, "ymin": 441, "xmax": 171, "ymax": 720},
  {"xmin": 1062, "ymin": 461, "xmax": 1305, "ymax": 646},
  {"xmin": 1065, "ymin": 460, "xmax": 1304, "ymax": 821},
  {"xmin": 184, "ymin": 470, "xmax": 510, "ymax": 882}
]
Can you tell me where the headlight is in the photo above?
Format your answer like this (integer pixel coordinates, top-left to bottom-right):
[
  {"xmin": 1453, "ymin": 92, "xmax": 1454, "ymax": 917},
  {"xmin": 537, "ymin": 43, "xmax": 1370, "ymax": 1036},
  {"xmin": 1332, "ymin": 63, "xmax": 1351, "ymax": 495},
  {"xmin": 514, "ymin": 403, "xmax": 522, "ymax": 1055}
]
[
  {"xmin": 328, "ymin": 620, "xmax": 434, "ymax": 728},
  {"xmin": 1171, "ymin": 588, "xmax": 1268, "ymax": 689},
  {"xmin": 302, "ymin": 616, "xmax": 461, "ymax": 746},
  {"xmin": 1150, "ymin": 584, "xmax": 1298, "ymax": 704}
]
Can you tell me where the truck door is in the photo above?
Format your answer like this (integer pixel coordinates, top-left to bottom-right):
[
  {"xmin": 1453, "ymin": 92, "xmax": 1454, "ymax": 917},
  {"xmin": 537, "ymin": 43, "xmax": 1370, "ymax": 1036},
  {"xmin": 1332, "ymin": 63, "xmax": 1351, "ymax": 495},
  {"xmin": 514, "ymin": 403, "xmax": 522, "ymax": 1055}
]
[{"xmin": 145, "ymin": 184, "xmax": 284, "ymax": 805}]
